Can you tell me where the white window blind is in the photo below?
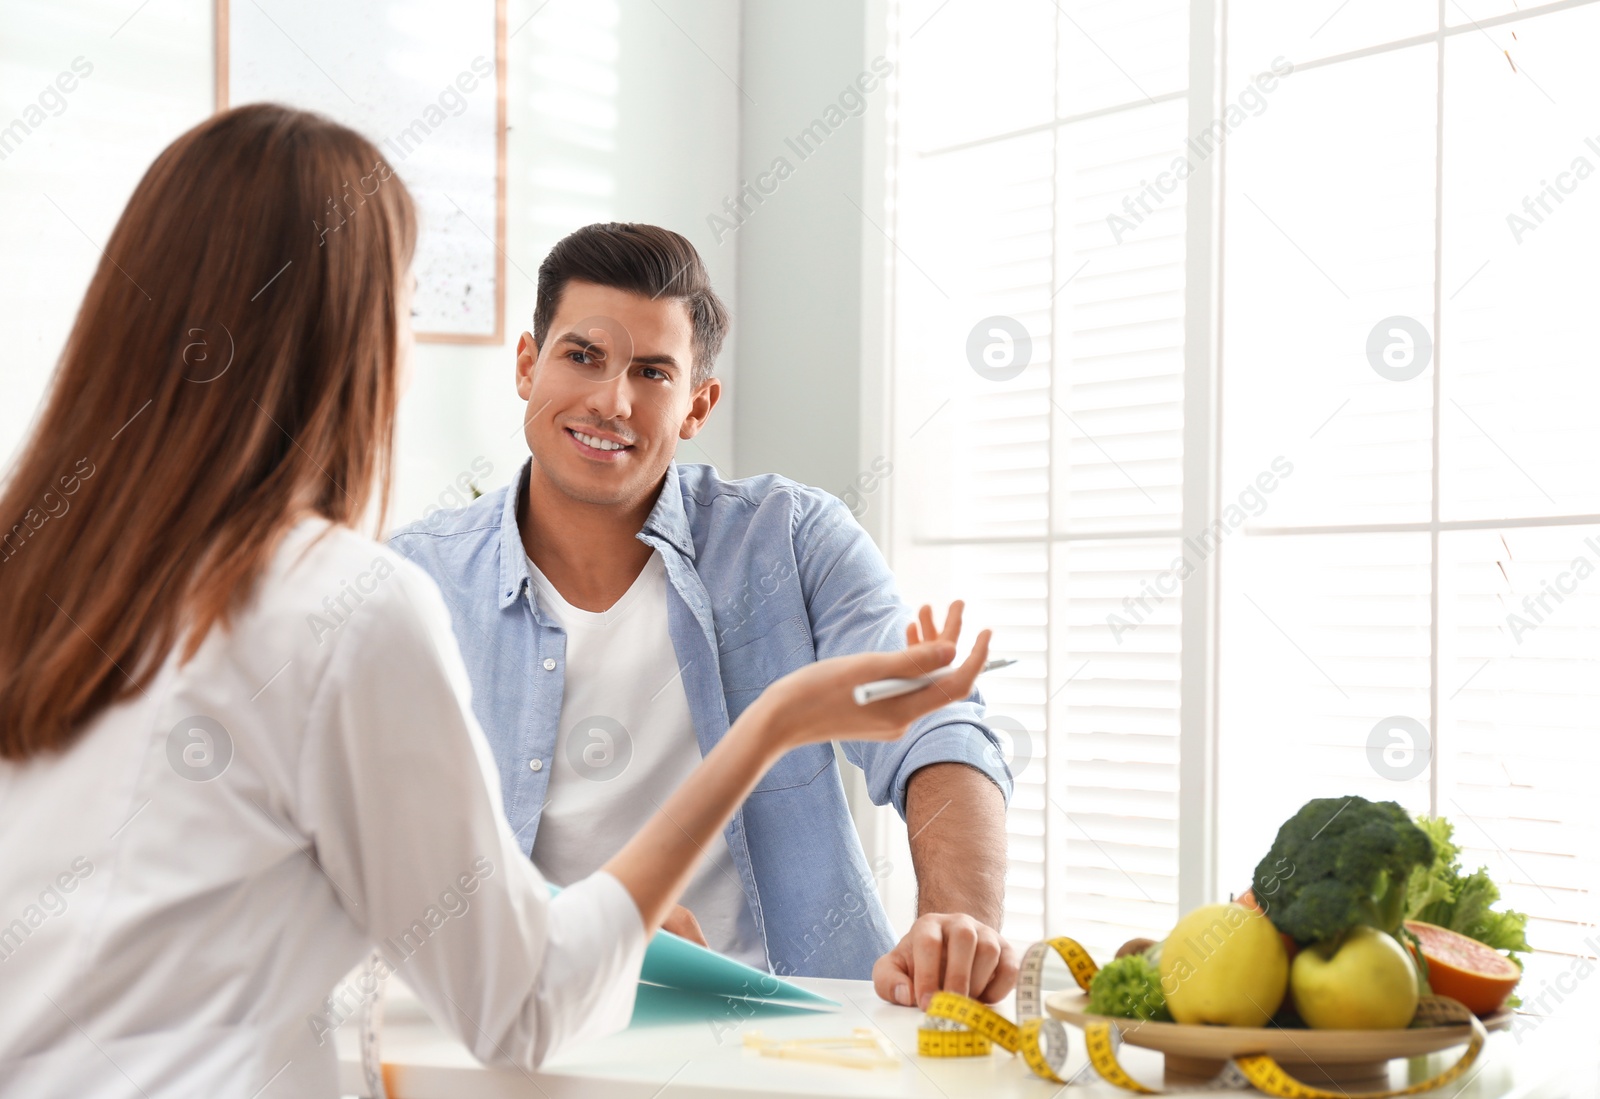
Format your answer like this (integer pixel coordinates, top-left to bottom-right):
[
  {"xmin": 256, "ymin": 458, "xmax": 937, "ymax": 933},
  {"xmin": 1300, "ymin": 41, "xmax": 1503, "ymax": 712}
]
[
  {"xmin": 888, "ymin": 0, "xmax": 1191, "ymax": 959},
  {"xmin": 887, "ymin": 0, "xmax": 1599, "ymax": 987}
]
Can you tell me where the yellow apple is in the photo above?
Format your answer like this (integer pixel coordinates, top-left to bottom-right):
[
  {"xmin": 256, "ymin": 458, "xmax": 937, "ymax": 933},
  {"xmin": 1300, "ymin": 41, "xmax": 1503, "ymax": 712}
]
[
  {"xmin": 1290, "ymin": 925, "xmax": 1419, "ymax": 1029},
  {"xmin": 1160, "ymin": 903, "xmax": 1289, "ymax": 1026}
]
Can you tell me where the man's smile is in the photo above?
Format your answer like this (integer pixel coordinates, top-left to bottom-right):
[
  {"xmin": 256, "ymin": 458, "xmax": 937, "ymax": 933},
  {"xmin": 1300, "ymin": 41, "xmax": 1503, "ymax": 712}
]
[{"xmin": 564, "ymin": 425, "xmax": 636, "ymax": 461}]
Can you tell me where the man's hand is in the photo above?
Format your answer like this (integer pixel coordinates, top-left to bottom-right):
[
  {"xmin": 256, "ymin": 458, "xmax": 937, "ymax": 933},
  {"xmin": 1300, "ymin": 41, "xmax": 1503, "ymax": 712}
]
[
  {"xmin": 872, "ymin": 913, "xmax": 1019, "ymax": 1010},
  {"xmin": 661, "ymin": 904, "xmax": 708, "ymax": 946}
]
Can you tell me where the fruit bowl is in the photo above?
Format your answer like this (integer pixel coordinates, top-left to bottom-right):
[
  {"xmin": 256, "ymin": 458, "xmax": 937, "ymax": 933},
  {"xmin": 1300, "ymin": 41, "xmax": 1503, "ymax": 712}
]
[{"xmin": 1044, "ymin": 990, "xmax": 1511, "ymax": 1090}]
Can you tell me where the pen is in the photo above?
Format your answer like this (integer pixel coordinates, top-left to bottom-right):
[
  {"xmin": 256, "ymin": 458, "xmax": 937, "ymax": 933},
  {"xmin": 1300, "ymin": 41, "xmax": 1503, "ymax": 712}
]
[{"xmin": 852, "ymin": 658, "xmax": 1016, "ymax": 706}]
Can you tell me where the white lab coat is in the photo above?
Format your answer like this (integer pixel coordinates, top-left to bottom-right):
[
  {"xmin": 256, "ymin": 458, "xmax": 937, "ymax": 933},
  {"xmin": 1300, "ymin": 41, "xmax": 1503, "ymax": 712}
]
[{"xmin": 0, "ymin": 517, "xmax": 646, "ymax": 1097}]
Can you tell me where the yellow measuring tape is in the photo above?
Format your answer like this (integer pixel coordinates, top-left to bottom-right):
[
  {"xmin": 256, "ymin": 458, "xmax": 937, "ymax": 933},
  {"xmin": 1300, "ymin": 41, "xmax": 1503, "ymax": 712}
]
[
  {"xmin": 915, "ymin": 937, "xmax": 1089, "ymax": 1085},
  {"xmin": 916, "ymin": 936, "xmax": 1490, "ymax": 1096}
]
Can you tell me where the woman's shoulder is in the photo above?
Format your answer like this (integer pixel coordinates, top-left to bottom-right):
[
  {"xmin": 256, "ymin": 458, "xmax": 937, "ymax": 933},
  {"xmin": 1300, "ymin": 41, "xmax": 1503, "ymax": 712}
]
[{"xmin": 245, "ymin": 517, "xmax": 449, "ymax": 658}]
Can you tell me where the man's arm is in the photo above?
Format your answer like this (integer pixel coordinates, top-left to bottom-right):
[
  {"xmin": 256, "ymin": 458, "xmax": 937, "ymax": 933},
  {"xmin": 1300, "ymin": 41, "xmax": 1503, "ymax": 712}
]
[
  {"xmin": 906, "ymin": 762, "xmax": 1005, "ymax": 924},
  {"xmin": 868, "ymin": 604, "xmax": 1020, "ymax": 1009},
  {"xmin": 785, "ymin": 505, "xmax": 1021, "ymax": 1004},
  {"xmin": 865, "ymin": 761, "xmax": 1020, "ymax": 1011},
  {"xmin": 790, "ymin": 494, "xmax": 1014, "ymax": 814}
]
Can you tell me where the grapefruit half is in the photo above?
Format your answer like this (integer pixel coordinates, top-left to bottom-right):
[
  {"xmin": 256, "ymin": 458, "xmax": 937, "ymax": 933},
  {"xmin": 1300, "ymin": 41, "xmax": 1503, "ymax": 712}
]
[{"xmin": 1404, "ymin": 919, "xmax": 1521, "ymax": 1015}]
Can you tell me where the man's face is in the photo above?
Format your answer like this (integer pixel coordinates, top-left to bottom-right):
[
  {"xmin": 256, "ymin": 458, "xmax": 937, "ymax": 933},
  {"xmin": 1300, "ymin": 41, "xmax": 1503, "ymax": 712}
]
[{"xmin": 515, "ymin": 279, "xmax": 719, "ymax": 509}]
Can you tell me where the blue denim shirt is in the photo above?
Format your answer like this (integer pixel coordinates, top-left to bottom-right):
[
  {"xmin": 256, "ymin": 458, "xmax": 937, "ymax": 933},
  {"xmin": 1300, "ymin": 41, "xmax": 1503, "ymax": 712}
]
[{"xmin": 387, "ymin": 459, "xmax": 1011, "ymax": 979}]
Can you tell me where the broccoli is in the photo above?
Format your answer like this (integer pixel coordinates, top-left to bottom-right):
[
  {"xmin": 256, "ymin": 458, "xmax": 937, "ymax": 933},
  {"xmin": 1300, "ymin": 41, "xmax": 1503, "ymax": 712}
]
[
  {"xmin": 1250, "ymin": 796, "xmax": 1434, "ymax": 946},
  {"xmin": 1086, "ymin": 953, "xmax": 1171, "ymax": 1022}
]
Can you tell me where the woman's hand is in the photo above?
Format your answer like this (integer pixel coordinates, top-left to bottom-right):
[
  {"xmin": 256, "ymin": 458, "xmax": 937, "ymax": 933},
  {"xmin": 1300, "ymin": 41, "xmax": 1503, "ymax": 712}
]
[
  {"xmin": 743, "ymin": 601, "xmax": 990, "ymax": 752},
  {"xmin": 604, "ymin": 601, "xmax": 989, "ymax": 940}
]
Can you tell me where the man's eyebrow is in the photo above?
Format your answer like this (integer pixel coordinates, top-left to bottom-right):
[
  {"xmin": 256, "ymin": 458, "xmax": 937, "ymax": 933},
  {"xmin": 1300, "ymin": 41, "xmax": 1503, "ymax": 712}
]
[{"xmin": 631, "ymin": 353, "xmax": 680, "ymax": 369}]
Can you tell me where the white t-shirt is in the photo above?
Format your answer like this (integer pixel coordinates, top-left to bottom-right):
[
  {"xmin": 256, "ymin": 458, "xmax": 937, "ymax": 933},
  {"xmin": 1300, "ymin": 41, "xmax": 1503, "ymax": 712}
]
[{"xmin": 526, "ymin": 550, "xmax": 767, "ymax": 969}]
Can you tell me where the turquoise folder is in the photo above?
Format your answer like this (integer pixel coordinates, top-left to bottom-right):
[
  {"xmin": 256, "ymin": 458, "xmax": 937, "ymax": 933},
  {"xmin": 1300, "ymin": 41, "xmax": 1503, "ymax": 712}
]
[
  {"xmin": 547, "ymin": 883, "xmax": 837, "ymax": 1008},
  {"xmin": 639, "ymin": 926, "xmax": 837, "ymax": 1007}
]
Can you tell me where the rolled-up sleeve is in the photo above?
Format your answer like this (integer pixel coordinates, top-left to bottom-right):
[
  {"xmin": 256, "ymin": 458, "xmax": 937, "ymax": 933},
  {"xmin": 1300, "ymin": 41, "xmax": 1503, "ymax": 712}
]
[
  {"xmin": 297, "ymin": 556, "xmax": 647, "ymax": 1068},
  {"xmin": 790, "ymin": 492, "xmax": 1014, "ymax": 817}
]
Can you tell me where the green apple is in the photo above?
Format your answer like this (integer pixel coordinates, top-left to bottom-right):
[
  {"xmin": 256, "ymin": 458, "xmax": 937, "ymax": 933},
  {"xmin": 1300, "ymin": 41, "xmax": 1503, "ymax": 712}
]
[
  {"xmin": 1160, "ymin": 903, "xmax": 1288, "ymax": 1026},
  {"xmin": 1290, "ymin": 925, "xmax": 1418, "ymax": 1029}
]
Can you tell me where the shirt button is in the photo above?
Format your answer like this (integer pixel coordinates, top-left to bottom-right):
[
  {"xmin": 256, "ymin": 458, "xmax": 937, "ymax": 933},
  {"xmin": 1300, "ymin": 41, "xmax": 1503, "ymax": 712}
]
[
  {"xmin": 529, "ymin": 759, "xmax": 543, "ymax": 772},
  {"xmin": 542, "ymin": 657, "xmax": 557, "ymax": 671}
]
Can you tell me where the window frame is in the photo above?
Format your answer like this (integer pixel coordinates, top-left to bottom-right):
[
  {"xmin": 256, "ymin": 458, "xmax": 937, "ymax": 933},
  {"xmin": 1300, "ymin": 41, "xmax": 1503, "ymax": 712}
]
[{"xmin": 876, "ymin": 0, "xmax": 1600, "ymax": 937}]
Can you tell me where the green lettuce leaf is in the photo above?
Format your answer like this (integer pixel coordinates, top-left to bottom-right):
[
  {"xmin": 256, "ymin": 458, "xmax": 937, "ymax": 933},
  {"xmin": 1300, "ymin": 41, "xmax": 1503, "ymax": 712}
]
[
  {"xmin": 1405, "ymin": 816, "xmax": 1530, "ymax": 962},
  {"xmin": 1449, "ymin": 871, "xmax": 1531, "ymax": 955},
  {"xmin": 1086, "ymin": 955, "xmax": 1172, "ymax": 1022},
  {"xmin": 1405, "ymin": 816, "xmax": 1461, "ymax": 918}
]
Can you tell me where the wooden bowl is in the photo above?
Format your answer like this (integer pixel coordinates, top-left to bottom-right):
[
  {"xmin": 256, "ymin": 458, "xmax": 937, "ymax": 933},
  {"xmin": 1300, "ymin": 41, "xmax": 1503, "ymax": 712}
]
[{"xmin": 1044, "ymin": 991, "xmax": 1511, "ymax": 1089}]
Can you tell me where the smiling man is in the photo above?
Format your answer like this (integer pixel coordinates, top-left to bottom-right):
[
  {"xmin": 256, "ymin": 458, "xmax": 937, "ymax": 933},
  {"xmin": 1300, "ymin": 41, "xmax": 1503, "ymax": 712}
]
[{"xmin": 389, "ymin": 223, "xmax": 1018, "ymax": 1009}]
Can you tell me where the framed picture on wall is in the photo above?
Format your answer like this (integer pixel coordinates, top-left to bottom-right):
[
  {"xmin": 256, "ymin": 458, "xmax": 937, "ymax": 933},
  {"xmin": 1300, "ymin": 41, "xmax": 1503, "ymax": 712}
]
[{"xmin": 216, "ymin": 0, "xmax": 507, "ymax": 344}]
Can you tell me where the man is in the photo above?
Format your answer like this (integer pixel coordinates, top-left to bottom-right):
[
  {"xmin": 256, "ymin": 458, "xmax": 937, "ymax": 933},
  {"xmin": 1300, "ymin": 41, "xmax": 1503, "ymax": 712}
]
[{"xmin": 390, "ymin": 223, "xmax": 1017, "ymax": 1009}]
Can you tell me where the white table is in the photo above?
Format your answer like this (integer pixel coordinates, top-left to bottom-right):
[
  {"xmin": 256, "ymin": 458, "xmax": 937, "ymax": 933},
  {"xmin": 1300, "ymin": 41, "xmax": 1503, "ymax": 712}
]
[{"xmin": 337, "ymin": 978, "xmax": 1592, "ymax": 1098}]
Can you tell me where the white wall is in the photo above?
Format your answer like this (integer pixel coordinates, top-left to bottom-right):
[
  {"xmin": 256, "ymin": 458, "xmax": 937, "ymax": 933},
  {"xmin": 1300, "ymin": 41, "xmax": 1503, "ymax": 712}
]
[
  {"xmin": 0, "ymin": 1, "xmax": 214, "ymax": 469},
  {"xmin": 0, "ymin": 0, "xmax": 741, "ymax": 523},
  {"xmin": 731, "ymin": 0, "xmax": 873, "ymax": 497}
]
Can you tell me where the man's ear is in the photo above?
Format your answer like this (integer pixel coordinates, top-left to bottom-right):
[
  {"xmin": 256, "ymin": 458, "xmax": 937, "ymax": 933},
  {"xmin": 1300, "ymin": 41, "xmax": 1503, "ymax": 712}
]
[
  {"xmin": 515, "ymin": 332, "xmax": 538, "ymax": 400},
  {"xmin": 679, "ymin": 376, "xmax": 721, "ymax": 440}
]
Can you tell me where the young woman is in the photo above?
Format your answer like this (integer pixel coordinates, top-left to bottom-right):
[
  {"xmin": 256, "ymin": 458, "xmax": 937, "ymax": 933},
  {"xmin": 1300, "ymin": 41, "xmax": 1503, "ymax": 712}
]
[{"xmin": 0, "ymin": 105, "xmax": 990, "ymax": 1096}]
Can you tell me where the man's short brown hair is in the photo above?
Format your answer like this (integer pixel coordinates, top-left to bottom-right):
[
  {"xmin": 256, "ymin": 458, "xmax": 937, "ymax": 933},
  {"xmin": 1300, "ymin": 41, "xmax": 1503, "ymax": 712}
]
[{"xmin": 533, "ymin": 222, "xmax": 729, "ymax": 385}]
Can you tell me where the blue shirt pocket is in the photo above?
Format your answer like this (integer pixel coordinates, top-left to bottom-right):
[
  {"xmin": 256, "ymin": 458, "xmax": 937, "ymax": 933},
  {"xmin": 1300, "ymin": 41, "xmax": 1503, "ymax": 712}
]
[
  {"xmin": 718, "ymin": 611, "xmax": 812, "ymax": 693},
  {"xmin": 718, "ymin": 613, "xmax": 829, "ymax": 791}
]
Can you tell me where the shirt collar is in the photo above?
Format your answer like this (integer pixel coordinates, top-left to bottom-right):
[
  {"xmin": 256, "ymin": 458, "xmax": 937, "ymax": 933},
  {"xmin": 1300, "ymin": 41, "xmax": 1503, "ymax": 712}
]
[
  {"xmin": 497, "ymin": 458, "xmax": 696, "ymax": 611},
  {"xmin": 496, "ymin": 460, "xmax": 534, "ymax": 610},
  {"xmin": 638, "ymin": 461, "xmax": 697, "ymax": 562}
]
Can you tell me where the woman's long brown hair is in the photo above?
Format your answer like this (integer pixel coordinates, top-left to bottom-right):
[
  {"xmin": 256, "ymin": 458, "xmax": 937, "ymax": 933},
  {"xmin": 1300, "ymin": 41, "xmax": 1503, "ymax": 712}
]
[{"xmin": 0, "ymin": 104, "xmax": 416, "ymax": 759}]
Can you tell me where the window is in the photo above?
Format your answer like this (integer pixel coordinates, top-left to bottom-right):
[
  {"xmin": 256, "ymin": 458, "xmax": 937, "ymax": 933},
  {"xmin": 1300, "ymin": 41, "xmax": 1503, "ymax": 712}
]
[
  {"xmin": 886, "ymin": 0, "xmax": 1599, "ymax": 986},
  {"xmin": 888, "ymin": 0, "xmax": 1192, "ymax": 957}
]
